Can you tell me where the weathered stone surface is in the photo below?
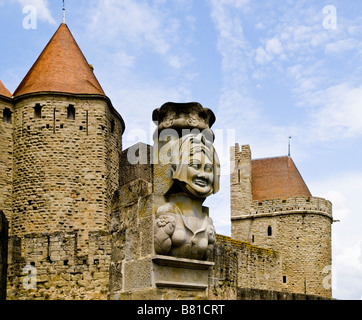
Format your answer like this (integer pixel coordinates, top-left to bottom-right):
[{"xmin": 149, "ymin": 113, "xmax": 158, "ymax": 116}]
[
  {"xmin": 153, "ymin": 130, "xmax": 220, "ymax": 260},
  {"xmin": 123, "ymin": 258, "xmax": 153, "ymax": 291},
  {"xmin": 230, "ymin": 144, "xmax": 333, "ymax": 298},
  {"xmin": 236, "ymin": 287, "xmax": 332, "ymax": 300},
  {"xmin": 6, "ymin": 230, "xmax": 112, "ymax": 300},
  {"xmin": 1, "ymin": 44, "xmax": 334, "ymax": 300},
  {"xmin": 153, "ymin": 255, "xmax": 213, "ymax": 290},
  {"xmin": 0, "ymin": 211, "xmax": 8, "ymax": 300}
]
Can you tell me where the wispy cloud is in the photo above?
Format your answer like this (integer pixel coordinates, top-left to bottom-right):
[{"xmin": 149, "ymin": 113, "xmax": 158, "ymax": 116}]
[
  {"xmin": 16, "ymin": 0, "xmax": 56, "ymax": 25},
  {"xmin": 306, "ymin": 83, "xmax": 362, "ymax": 140},
  {"xmin": 209, "ymin": 0, "xmax": 259, "ymax": 125},
  {"xmin": 310, "ymin": 172, "xmax": 362, "ymax": 299},
  {"xmin": 210, "ymin": 0, "xmax": 362, "ymax": 145},
  {"xmin": 87, "ymin": 0, "xmax": 181, "ymax": 60},
  {"xmin": 80, "ymin": 0, "xmax": 198, "ymax": 140}
]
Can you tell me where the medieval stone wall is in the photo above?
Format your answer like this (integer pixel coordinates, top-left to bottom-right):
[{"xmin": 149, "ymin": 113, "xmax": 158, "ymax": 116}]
[
  {"xmin": 231, "ymin": 197, "xmax": 333, "ymax": 297},
  {"xmin": 209, "ymin": 234, "xmax": 282, "ymax": 299},
  {"xmin": 236, "ymin": 287, "xmax": 331, "ymax": 300},
  {"xmin": 230, "ymin": 144, "xmax": 333, "ymax": 298},
  {"xmin": 10, "ymin": 95, "xmax": 123, "ymax": 253},
  {"xmin": 0, "ymin": 211, "xmax": 8, "ymax": 300},
  {"xmin": 0, "ymin": 98, "xmax": 14, "ymax": 222},
  {"xmin": 6, "ymin": 230, "xmax": 111, "ymax": 300}
]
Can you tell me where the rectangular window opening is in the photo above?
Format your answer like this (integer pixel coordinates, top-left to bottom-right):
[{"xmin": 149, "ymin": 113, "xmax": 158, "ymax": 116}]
[
  {"xmin": 3, "ymin": 108, "xmax": 12, "ymax": 123},
  {"xmin": 34, "ymin": 103, "xmax": 42, "ymax": 119},
  {"xmin": 67, "ymin": 105, "xmax": 75, "ymax": 120}
]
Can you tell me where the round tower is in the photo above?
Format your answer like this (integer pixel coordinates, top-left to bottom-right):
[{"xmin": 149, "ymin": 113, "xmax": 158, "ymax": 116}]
[
  {"xmin": 10, "ymin": 23, "xmax": 125, "ymax": 251},
  {"xmin": 0, "ymin": 80, "xmax": 14, "ymax": 223},
  {"xmin": 230, "ymin": 144, "xmax": 333, "ymax": 298}
]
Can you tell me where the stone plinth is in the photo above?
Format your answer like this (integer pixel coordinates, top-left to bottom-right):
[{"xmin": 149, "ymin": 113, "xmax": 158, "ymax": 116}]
[{"xmin": 153, "ymin": 255, "xmax": 214, "ymax": 290}]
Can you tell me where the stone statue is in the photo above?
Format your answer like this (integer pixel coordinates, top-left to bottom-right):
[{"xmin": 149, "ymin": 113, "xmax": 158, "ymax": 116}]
[{"xmin": 154, "ymin": 132, "xmax": 220, "ymax": 260}]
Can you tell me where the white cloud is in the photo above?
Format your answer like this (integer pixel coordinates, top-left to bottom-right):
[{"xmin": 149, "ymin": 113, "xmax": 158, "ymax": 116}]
[
  {"xmin": 255, "ymin": 46, "xmax": 272, "ymax": 65},
  {"xmin": 325, "ymin": 38, "xmax": 359, "ymax": 55},
  {"xmin": 308, "ymin": 84, "xmax": 362, "ymax": 140},
  {"xmin": 255, "ymin": 22, "xmax": 265, "ymax": 30},
  {"xmin": 112, "ymin": 84, "xmax": 191, "ymax": 147},
  {"xmin": 322, "ymin": 190, "xmax": 349, "ymax": 221},
  {"xmin": 16, "ymin": 0, "xmax": 55, "ymax": 25},
  {"xmin": 87, "ymin": 0, "xmax": 177, "ymax": 56},
  {"xmin": 333, "ymin": 240, "xmax": 362, "ymax": 299},
  {"xmin": 309, "ymin": 172, "xmax": 362, "ymax": 299},
  {"xmin": 266, "ymin": 37, "xmax": 283, "ymax": 55},
  {"xmin": 111, "ymin": 51, "xmax": 136, "ymax": 69},
  {"xmin": 209, "ymin": 0, "xmax": 255, "ymax": 115}
]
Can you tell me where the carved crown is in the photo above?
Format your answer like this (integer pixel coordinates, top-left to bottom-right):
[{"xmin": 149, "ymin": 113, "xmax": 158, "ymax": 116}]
[{"xmin": 152, "ymin": 102, "xmax": 216, "ymax": 134}]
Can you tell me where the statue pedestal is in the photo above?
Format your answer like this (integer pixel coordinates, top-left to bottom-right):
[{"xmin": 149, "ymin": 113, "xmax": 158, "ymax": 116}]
[
  {"xmin": 110, "ymin": 102, "xmax": 220, "ymax": 300},
  {"xmin": 109, "ymin": 189, "xmax": 215, "ymax": 300},
  {"xmin": 153, "ymin": 255, "xmax": 214, "ymax": 291},
  {"xmin": 112, "ymin": 255, "xmax": 214, "ymax": 300}
]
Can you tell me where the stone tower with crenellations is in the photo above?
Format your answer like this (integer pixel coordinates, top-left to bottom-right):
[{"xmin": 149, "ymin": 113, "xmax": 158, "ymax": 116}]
[
  {"xmin": 1, "ymin": 22, "xmax": 125, "ymax": 299},
  {"xmin": 230, "ymin": 144, "xmax": 333, "ymax": 298},
  {"xmin": 0, "ymin": 19, "xmax": 333, "ymax": 300}
]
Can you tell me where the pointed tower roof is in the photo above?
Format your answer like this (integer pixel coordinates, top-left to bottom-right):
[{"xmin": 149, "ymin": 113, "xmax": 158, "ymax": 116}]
[
  {"xmin": 13, "ymin": 23, "xmax": 105, "ymax": 98},
  {"xmin": 251, "ymin": 156, "xmax": 312, "ymax": 201},
  {"xmin": 0, "ymin": 80, "xmax": 12, "ymax": 99}
]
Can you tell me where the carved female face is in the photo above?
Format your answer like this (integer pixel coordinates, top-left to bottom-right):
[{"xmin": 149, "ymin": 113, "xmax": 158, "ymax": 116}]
[
  {"xmin": 185, "ymin": 148, "xmax": 214, "ymax": 197},
  {"xmin": 171, "ymin": 132, "xmax": 220, "ymax": 198}
]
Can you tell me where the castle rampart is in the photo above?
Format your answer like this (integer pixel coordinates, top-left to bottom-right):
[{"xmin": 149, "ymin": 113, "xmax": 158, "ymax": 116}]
[
  {"xmin": 231, "ymin": 196, "xmax": 332, "ymax": 220},
  {"xmin": 209, "ymin": 234, "xmax": 282, "ymax": 299},
  {"xmin": 6, "ymin": 230, "xmax": 111, "ymax": 300}
]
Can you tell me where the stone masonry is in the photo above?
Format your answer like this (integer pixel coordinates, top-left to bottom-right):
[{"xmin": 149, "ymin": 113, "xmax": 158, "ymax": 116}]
[
  {"xmin": 0, "ymin": 21, "xmax": 334, "ymax": 300},
  {"xmin": 0, "ymin": 95, "xmax": 13, "ymax": 223},
  {"xmin": 0, "ymin": 211, "xmax": 8, "ymax": 300},
  {"xmin": 230, "ymin": 144, "xmax": 333, "ymax": 298},
  {"xmin": 10, "ymin": 95, "xmax": 123, "ymax": 249}
]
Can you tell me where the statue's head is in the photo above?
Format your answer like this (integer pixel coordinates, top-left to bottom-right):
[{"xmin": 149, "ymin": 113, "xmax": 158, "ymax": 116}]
[{"xmin": 170, "ymin": 133, "xmax": 220, "ymax": 198}]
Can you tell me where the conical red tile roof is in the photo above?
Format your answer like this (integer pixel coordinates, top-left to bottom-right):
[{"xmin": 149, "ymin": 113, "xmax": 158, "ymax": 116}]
[
  {"xmin": 14, "ymin": 23, "xmax": 105, "ymax": 97},
  {"xmin": 251, "ymin": 156, "xmax": 312, "ymax": 201},
  {"xmin": 0, "ymin": 80, "xmax": 12, "ymax": 98}
]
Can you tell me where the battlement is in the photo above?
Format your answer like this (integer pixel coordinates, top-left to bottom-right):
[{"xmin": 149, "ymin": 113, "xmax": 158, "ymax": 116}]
[
  {"xmin": 215, "ymin": 234, "xmax": 275, "ymax": 255},
  {"xmin": 232, "ymin": 196, "xmax": 332, "ymax": 220},
  {"xmin": 231, "ymin": 144, "xmax": 251, "ymax": 162},
  {"xmin": 6, "ymin": 230, "xmax": 111, "ymax": 300}
]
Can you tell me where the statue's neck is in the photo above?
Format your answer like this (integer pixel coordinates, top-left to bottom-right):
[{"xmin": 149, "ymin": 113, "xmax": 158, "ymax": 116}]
[{"xmin": 168, "ymin": 193, "xmax": 205, "ymax": 218}]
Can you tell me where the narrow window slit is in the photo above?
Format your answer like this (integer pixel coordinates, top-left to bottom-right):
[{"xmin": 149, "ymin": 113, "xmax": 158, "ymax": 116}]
[
  {"xmin": 34, "ymin": 103, "xmax": 42, "ymax": 118},
  {"xmin": 3, "ymin": 108, "xmax": 12, "ymax": 123},
  {"xmin": 67, "ymin": 105, "xmax": 75, "ymax": 120}
]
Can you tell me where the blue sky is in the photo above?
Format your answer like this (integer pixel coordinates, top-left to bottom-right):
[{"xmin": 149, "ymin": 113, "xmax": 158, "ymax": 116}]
[{"xmin": 1, "ymin": 0, "xmax": 362, "ymax": 300}]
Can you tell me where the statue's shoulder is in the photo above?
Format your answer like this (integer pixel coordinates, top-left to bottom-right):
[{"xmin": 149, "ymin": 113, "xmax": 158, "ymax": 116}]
[{"xmin": 156, "ymin": 202, "xmax": 181, "ymax": 216}]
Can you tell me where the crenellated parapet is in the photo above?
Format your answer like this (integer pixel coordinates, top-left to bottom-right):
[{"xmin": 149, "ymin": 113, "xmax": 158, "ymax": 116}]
[
  {"xmin": 6, "ymin": 230, "xmax": 111, "ymax": 300},
  {"xmin": 232, "ymin": 196, "xmax": 332, "ymax": 221}
]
